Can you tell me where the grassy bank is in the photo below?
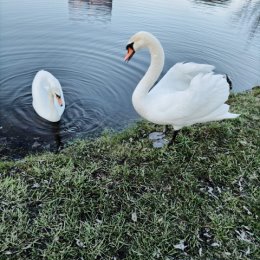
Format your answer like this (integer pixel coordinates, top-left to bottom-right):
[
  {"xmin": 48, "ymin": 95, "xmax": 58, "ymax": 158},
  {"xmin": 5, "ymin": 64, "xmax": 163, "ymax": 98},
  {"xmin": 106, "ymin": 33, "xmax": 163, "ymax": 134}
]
[{"xmin": 0, "ymin": 88, "xmax": 259, "ymax": 260}]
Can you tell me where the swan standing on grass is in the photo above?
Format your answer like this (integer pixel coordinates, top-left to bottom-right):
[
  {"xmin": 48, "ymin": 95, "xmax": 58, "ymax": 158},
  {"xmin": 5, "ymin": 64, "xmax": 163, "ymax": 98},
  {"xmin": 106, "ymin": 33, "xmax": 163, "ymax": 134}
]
[
  {"xmin": 124, "ymin": 31, "xmax": 239, "ymax": 145},
  {"xmin": 32, "ymin": 70, "xmax": 65, "ymax": 122}
]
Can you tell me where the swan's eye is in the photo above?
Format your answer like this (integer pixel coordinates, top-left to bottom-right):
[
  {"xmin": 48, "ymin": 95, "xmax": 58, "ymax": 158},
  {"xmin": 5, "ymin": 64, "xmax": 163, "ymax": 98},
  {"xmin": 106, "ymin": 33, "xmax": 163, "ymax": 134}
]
[
  {"xmin": 55, "ymin": 94, "xmax": 63, "ymax": 106},
  {"xmin": 126, "ymin": 42, "xmax": 134, "ymax": 51}
]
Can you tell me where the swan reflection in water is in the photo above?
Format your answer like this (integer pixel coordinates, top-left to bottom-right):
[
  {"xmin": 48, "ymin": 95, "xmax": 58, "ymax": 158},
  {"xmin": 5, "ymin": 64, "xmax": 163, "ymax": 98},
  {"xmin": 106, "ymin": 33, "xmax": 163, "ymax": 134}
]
[
  {"xmin": 31, "ymin": 120, "xmax": 64, "ymax": 153},
  {"xmin": 51, "ymin": 121, "xmax": 64, "ymax": 153},
  {"xmin": 193, "ymin": 0, "xmax": 260, "ymax": 41},
  {"xmin": 193, "ymin": 0, "xmax": 231, "ymax": 6},
  {"xmin": 232, "ymin": 0, "xmax": 260, "ymax": 40},
  {"xmin": 68, "ymin": 0, "xmax": 113, "ymax": 23}
]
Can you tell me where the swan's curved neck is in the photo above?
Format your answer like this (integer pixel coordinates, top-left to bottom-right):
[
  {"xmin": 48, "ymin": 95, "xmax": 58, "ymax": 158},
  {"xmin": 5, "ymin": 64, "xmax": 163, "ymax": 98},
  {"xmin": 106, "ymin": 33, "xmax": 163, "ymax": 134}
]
[
  {"xmin": 48, "ymin": 91, "xmax": 55, "ymax": 108},
  {"xmin": 132, "ymin": 37, "xmax": 165, "ymax": 103}
]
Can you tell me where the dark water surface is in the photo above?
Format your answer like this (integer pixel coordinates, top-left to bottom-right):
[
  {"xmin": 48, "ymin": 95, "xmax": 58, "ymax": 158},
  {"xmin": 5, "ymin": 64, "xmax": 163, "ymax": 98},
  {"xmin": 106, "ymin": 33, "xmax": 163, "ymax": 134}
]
[{"xmin": 0, "ymin": 0, "xmax": 259, "ymax": 158}]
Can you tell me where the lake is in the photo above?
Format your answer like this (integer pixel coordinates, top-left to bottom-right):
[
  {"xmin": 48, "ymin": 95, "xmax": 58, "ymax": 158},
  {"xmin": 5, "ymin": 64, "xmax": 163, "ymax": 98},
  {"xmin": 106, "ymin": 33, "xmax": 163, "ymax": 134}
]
[{"xmin": 0, "ymin": 0, "xmax": 259, "ymax": 158}]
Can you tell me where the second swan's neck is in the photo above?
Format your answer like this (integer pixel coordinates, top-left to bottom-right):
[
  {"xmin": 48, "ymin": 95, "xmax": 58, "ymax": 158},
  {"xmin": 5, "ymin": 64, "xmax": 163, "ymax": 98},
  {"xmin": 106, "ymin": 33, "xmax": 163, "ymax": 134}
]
[
  {"xmin": 48, "ymin": 92, "xmax": 59, "ymax": 119},
  {"xmin": 132, "ymin": 37, "xmax": 165, "ymax": 107}
]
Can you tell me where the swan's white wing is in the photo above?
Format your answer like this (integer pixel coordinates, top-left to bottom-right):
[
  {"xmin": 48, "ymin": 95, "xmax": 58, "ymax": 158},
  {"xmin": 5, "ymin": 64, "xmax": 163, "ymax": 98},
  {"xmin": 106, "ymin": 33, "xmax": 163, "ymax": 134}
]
[
  {"xmin": 185, "ymin": 72, "xmax": 230, "ymax": 117},
  {"xmin": 173, "ymin": 73, "xmax": 229, "ymax": 119},
  {"xmin": 149, "ymin": 72, "xmax": 233, "ymax": 126},
  {"xmin": 150, "ymin": 62, "xmax": 215, "ymax": 94},
  {"xmin": 171, "ymin": 62, "xmax": 215, "ymax": 79}
]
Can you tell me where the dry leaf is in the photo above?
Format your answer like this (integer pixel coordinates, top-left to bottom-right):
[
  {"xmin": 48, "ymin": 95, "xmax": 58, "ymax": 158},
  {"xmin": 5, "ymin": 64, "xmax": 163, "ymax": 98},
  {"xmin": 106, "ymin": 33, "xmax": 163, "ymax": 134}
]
[
  {"xmin": 174, "ymin": 240, "xmax": 187, "ymax": 251},
  {"xmin": 131, "ymin": 212, "xmax": 137, "ymax": 222}
]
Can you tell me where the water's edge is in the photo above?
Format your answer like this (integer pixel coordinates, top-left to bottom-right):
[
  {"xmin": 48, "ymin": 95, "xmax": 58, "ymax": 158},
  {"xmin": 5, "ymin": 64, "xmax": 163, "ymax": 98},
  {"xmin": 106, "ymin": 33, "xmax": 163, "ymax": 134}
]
[{"xmin": 1, "ymin": 86, "xmax": 259, "ymax": 161}]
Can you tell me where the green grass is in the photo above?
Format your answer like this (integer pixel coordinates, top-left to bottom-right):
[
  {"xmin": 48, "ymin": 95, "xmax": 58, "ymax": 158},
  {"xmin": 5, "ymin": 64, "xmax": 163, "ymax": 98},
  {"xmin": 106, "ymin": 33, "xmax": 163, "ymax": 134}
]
[{"xmin": 0, "ymin": 88, "xmax": 259, "ymax": 260}]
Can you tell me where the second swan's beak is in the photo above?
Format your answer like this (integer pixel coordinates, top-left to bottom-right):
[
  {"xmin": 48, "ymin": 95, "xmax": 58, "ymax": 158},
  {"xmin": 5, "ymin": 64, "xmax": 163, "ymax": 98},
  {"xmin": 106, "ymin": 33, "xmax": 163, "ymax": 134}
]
[
  {"xmin": 55, "ymin": 95, "xmax": 63, "ymax": 107},
  {"xmin": 124, "ymin": 42, "xmax": 135, "ymax": 62}
]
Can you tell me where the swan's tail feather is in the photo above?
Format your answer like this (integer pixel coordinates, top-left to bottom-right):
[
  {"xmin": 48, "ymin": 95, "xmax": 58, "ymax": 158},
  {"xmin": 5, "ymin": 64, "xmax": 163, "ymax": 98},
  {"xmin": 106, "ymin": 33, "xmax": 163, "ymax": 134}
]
[
  {"xmin": 195, "ymin": 104, "xmax": 240, "ymax": 123},
  {"xmin": 213, "ymin": 104, "xmax": 240, "ymax": 120},
  {"xmin": 215, "ymin": 113, "xmax": 240, "ymax": 120}
]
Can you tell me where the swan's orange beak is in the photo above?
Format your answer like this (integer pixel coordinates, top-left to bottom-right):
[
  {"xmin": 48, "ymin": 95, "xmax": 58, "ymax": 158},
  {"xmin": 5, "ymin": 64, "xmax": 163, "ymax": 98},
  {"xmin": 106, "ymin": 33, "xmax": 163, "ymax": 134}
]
[
  {"xmin": 124, "ymin": 42, "xmax": 135, "ymax": 62},
  {"xmin": 124, "ymin": 48, "xmax": 134, "ymax": 62},
  {"xmin": 56, "ymin": 96, "xmax": 63, "ymax": 107}
]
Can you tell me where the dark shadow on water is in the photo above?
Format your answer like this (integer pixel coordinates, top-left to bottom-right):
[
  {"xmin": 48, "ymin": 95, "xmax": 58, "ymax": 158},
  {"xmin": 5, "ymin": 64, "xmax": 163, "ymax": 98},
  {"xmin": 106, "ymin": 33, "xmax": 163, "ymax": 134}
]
[
  {"xmin": 0, "ymin": 121, "xmax": 64, "ymax": 160},
  {"xmin": 68, "ymin": 0, "xmax": 113, "ymax": 23}
]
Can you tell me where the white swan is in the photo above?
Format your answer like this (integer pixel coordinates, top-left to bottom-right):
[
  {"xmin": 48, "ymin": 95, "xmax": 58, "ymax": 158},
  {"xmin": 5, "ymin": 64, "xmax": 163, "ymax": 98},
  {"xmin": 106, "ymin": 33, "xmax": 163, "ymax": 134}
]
[
  {"xmin": 32, "ymin": 70, "xmax": 65, "ymax": 122},
  {"xmin": 124, "ymin": 31, "xmax": 239, "ymax": 145}
]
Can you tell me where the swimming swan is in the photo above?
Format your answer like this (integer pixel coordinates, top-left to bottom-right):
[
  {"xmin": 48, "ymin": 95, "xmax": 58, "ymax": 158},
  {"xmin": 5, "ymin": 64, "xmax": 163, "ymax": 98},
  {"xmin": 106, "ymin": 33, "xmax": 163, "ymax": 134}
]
[
  {"xmin": 32, "ymin": 70, "xmax": 65, "ymax": 122},
  {"xmin": 124, "ymin": 31, "xmax": 239, "ymax": 145}
]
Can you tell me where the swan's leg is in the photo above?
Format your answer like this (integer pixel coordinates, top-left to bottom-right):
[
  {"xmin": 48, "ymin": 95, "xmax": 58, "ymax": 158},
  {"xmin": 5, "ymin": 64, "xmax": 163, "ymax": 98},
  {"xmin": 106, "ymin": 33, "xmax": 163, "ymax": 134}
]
[{"xmin": 168, "ymin": 130, "xmax": 180, "ymax": 146}]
